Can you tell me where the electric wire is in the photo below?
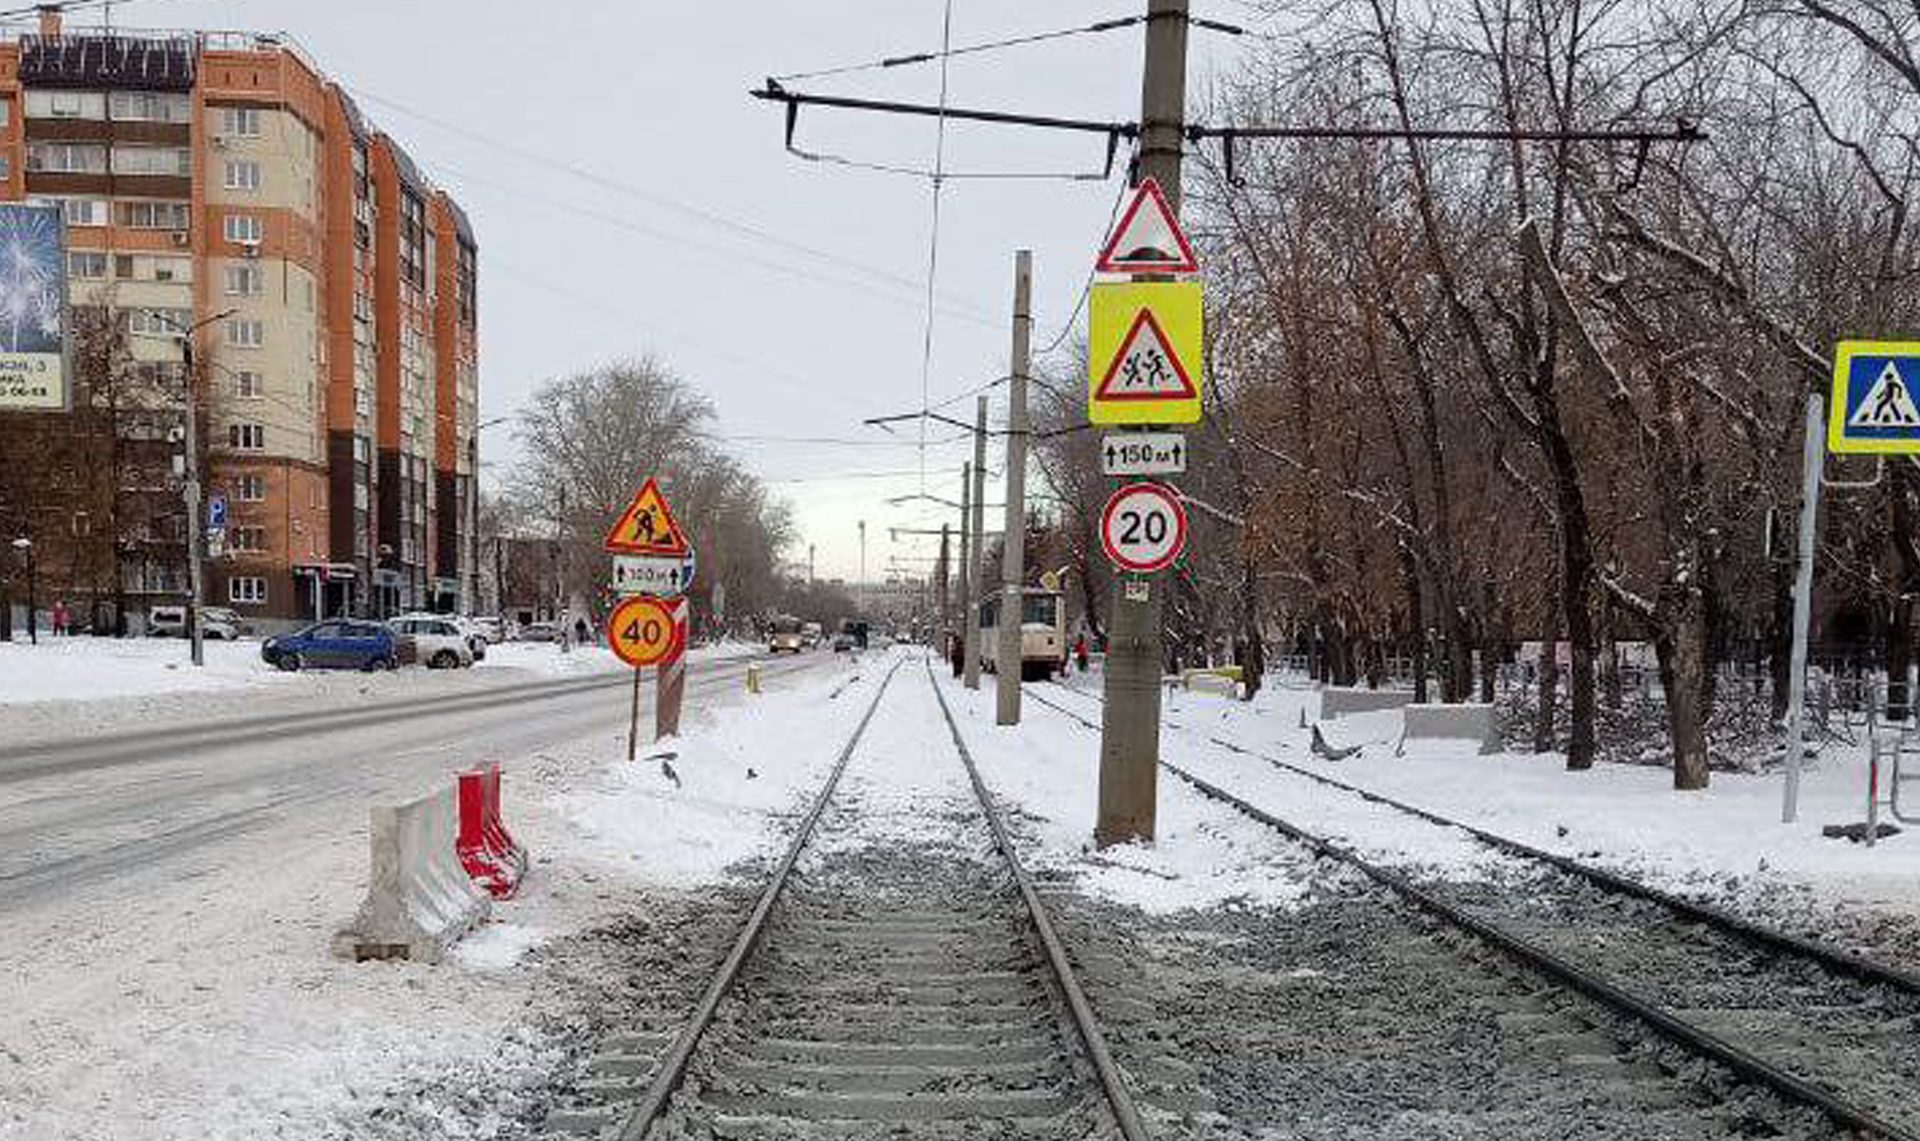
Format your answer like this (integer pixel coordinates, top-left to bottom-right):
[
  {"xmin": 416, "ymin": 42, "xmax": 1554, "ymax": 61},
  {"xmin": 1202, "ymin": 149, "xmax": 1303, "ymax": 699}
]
[
  {"xmin": 915, "ymin": 0, "xmax": 957, "ymax": 507},
  {"xmin": 771, "ymin": 15, "xmax": 1146, "ymax": 83}
]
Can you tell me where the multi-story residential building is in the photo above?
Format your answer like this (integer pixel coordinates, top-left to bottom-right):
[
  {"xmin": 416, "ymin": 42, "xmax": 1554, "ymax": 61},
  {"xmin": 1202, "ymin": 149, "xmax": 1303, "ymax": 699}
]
[{"xmin": 0, "ymin": 11, "xmax": 478, "ymax": 630}]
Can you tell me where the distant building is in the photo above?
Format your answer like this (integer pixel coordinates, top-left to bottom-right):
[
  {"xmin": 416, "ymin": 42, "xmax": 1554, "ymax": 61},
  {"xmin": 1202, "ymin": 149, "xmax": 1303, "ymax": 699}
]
[{"xmin": 0, "ymin": 13, "xmax": 478, "ymax": 631}]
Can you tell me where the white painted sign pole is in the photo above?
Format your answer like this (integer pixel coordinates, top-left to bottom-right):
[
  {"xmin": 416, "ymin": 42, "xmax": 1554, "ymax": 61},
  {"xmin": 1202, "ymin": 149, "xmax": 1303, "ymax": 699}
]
[{"xmin": 1782, "ymin": 392, "xmax": 1824, "ymax": 824}]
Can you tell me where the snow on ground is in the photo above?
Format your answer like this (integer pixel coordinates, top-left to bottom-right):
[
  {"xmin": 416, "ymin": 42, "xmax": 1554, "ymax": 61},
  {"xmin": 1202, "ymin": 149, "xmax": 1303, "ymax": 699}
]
[
  {"xmin": 1048, "ymin": 668, "xmax": 1920, "ymax": 921},
  {"xmin": 0, "ymin": 650, "xmax": 853, "ymax": 1141},
  {"xmin": 933, "ymin": 665, "xmax": 1376, "ymax": 913}
]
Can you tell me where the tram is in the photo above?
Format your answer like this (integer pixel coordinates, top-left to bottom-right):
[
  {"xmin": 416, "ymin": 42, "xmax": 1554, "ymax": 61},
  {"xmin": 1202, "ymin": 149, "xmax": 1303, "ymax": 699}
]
[{"xmin": 978, "ymin": 587, "xmax": 1068, "ymax": 680}]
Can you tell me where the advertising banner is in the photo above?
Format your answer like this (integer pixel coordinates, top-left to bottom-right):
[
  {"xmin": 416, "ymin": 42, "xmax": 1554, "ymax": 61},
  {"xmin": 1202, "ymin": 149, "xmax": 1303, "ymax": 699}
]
[{"xmin": 0, "ymin": 203, "xmax": 68, "ymax": 412}]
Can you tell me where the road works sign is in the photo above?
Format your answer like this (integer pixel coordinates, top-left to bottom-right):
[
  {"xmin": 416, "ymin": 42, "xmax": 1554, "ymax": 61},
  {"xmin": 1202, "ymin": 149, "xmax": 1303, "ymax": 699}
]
[
  {"xmin": 1101, "ymin": 432, "xmax": 1187, "ymax": 476},
  {"xmin": 1101, "ymin": 481, "xmax": 1188, "ymax": 573},
  {"xmin": 609, "ymin": 594, "xmax": 683, "ymax": 668},
  {"xmin": 1831, "ymin": 341, "xmax": 1920, "ymax": 453},
  {"xmin": 604, "ymin": 477, "xmax": 691, "ymax": 556},
  {"xmin": 1096, "ymin": 178, "xmax": 1199, "ymax": 276},
  {"xmin": 1089, "ymin": 282, "xmax": 1203, "ymax": 425},
  {"xmin": 613, "ymin": 553, "xmax": 696, "ymax": 597}
]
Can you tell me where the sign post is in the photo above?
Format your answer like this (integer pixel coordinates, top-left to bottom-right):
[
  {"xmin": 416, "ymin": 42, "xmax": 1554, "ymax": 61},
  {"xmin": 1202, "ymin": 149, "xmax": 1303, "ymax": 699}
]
[
  {"xmin": 609, "ymin": 592, "xmax": 683, "ymax": 760},
  {"xmin": 605, "ymin": 477, "xmax": 695, "ymax": 756}
]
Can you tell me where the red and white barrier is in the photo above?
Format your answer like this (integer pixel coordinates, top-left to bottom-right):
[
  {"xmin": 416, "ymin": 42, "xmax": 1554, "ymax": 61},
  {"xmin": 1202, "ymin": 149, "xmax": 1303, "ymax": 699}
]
[{"xmin": 457, "ymin": 762, "xmax": 529, "ymax": 898}]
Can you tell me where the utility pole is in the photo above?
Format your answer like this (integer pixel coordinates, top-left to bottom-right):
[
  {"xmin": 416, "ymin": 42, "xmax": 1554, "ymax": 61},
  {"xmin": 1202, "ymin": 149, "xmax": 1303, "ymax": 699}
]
[
  {"xmin": 1097, "ymin": 0, "xmax": 1188, "ymax": 846},
  {"xmin": 858, "ymin": 520, "xmax": 867, "ymax": 616},
  {"xmin": 965, "ymin": 396, "xmax": 989, "ymax": 689},
  {"xmin": 936, "ymin": 522, "xmax": 950, "ymax": 644},
  {"xmin": 957, "ymin": 464, "xmax": 972, "ymax": 677},
  {"xmin": 996, "ymin": 249, "xmax": 1033, "ymax": 724}
]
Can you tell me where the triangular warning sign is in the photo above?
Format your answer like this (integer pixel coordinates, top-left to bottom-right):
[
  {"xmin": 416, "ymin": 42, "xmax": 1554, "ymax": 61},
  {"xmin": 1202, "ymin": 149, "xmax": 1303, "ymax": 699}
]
[
  {"xmin": 1096, "ymin": 178, "xmax": 1199, "ymax": 275},
  {"xmin": 1094, "ymin": 309, "xmax": 1198, "ymax": 402},
  {"xmin": 604, "ymin": 477, "xmax": 691, "ymax": 556},
  {"xmin": 1850, "ymin": 360, "xmax": 1920, "ymax": 428}
]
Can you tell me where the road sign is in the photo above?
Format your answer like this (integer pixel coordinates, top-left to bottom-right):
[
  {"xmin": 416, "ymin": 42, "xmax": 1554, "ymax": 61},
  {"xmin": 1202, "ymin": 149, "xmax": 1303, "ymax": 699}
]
[
  {"xmin": 609, "ymin": 594, "xmax": 683, "ymax": 668},
  {"xmin": 613, "ymin": 552, "xmax": 696, "ymax": 596},
  {"xmin": 1831, "ymin": 341, "xmax": 1920, "ymax": 453},
  {"xmin": 208, "ymin": 492, "xmax": 228, "ymax": 529},
  {"xmin": 604, "ymin": 477, "xmax": 691, "ymax": 556},
  {"xmin": 1089, "ymin": 282, "xmax": 1203, "ymax": 425},
  {"xmin": 1096, "ymin": 178, "xmax": 1198, "ymax": 275},
  {"xmin": 1101, "ymin": 432, "xmax": 1187, "ymax": 476},
  {"xmin": 1100, "ymin": 481, "xmax": 1188, "ymax": 573}
]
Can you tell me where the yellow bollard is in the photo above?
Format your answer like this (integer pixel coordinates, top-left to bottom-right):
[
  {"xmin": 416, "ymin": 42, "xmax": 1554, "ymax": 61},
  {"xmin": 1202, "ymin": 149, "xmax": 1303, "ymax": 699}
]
[{"xmin": 747, "ymin": 663, "xmax": 762, "ymax": 694}]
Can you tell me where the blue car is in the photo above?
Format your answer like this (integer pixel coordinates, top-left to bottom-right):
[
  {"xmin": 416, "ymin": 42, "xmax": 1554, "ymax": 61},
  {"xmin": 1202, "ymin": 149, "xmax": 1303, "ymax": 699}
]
[{"xmin": 261, "ymin": 620, "xmax": 411, "ymax": 672}]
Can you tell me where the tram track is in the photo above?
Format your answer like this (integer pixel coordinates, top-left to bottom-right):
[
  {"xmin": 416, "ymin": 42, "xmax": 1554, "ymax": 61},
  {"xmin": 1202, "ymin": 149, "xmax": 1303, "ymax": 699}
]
[
  {"xmin": 544, "ymin": 658, "xmax": 1150, "ymax": 1140},
  {"xmin": 1025, "ymin": 680, "xmax": 1920, "ymax": 1140}
]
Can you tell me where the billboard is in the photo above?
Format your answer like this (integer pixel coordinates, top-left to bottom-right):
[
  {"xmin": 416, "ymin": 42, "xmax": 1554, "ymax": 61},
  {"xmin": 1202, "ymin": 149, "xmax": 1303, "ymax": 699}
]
[{"xmin": 0, "ymin": 203, "xmax": 68, "ymax": 412}]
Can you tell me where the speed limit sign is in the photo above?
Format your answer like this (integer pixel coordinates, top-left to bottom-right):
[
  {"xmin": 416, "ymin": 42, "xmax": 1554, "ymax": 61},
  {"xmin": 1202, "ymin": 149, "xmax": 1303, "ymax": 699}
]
[
  {"xmin": 609, "ymin": 594, "xmax": 683, "ymax": 668},
  {"xmin": 1101, "ymin": 481, "xmax": 1188, "ymax": 572}
]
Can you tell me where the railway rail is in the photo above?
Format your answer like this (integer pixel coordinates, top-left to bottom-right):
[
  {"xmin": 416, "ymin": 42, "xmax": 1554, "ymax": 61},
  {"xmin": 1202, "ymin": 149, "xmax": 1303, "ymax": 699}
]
[
  {"xmin": 546, "ymin": 659, "xmax": 1149, "ymax": 1140},
  {"xmin": 1025, "ymin": 680, "xmax": 1920, "ymax": 1141}
]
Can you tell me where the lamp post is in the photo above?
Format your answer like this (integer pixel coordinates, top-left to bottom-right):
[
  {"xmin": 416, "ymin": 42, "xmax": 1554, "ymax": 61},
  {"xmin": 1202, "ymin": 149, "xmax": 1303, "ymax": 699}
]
[
  {"xmin": 11, "ymin": 537, "xmax": 34, "ymax": 645},
  {"xmin": 149, "ymin": 308, "xmax": 237, "ymax": 668}
]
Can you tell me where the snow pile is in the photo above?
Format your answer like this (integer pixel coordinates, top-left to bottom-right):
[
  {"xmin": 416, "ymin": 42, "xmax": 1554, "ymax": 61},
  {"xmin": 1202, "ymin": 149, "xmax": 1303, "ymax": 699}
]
[{"xmin": 0, "ymin": 636, "xmax": 288, "ymax": 704}]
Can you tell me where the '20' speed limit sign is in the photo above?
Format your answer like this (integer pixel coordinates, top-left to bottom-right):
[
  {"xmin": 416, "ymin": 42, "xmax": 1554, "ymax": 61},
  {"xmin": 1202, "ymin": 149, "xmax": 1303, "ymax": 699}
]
[
  {"xmin": 1101, "ymin": 481, "xmax": 1188, "ymax": 573},
  {"xmin": 609, "ymin": 594, "xmax": 683, "ymax": 668}
]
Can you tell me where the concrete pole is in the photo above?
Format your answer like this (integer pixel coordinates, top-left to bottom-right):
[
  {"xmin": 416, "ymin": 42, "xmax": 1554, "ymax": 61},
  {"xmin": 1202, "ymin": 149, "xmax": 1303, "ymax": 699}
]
[
  {"xmin": 996, "ymin": 250, "xmax": 1033, "ymax": 724},
  {"xmin": 1782, "ymin": 392, "xmax": 1824, "ymax": 823},
  {"xmin": 181, "ymin": 336, "xmax": 206, "ymax": 668},
  {"xmin": 965, "ymin": 396, "xmax": 989, "ymax": 690},
  {"xmin": 957, "ymin": 465, "xmax": 972, "ymax": 674},
  {"xmin": 1097, "ymin": 0, "xmax": 1188, "ymax": 846},
  {"xmin": 937, "ymin": 522, "xmax": 950, "ymax": 639}
]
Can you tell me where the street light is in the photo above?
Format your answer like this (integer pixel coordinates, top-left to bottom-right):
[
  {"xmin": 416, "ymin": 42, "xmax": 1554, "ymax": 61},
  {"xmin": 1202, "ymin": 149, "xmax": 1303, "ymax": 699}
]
[
  {"xmin": 146, "ymin": 308, "xmax": 239, "ymax": 669},
  {"xmin": 10, "ymin": 537, "xmax": 34, "ymax": 645}
]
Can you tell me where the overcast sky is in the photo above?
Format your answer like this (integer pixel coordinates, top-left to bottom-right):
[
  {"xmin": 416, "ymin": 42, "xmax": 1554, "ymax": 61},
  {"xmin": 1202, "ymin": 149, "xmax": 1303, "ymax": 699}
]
[{"xmin": 96, "ymin": 0, "xmax": 1265, "ymax": 581}]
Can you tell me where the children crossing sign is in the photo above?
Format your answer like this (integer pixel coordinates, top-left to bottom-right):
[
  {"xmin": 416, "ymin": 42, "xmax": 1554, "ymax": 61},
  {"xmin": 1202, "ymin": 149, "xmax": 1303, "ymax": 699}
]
[
  {"xmin": 1831, "ymin": 341, "xmax": 1920, "ymax": 453},
  {"xmin": 1088, "ymin": 282, "xmax": 1203, "ymax": 425}
]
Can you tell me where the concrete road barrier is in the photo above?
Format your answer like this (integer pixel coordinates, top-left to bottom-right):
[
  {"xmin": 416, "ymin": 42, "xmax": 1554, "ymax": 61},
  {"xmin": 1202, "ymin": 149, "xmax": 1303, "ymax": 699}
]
[
  {"xmin": 1319, "ymin": 686, "xmax": 1416, "ymax": 719},
  {"xmin": 334, "ymin": 784, "xmax": 489, "ymax": 963},
  {"xmin": 1400, "ymin": 702, "xmax": 1500, "ymax": 754}
]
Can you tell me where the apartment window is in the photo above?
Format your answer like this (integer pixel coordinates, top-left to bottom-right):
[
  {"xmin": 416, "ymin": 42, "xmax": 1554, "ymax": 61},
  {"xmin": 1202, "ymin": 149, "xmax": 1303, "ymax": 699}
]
[
  {"xmin": 68, "ymin": 251, "xmax": 107, "ymax": 279},
  {"xmin": 0, "ymin": 99, "xmax": 11, "ymax": 127},
  {"xmin": 26, "ymin": 142, "xmax": 107, "ymax": 174},
  {"xmin": 234, "ymin": 370, "xmax": 263, "ymax": 400},
  {"xmin": 42, "ymin": 198, "xmax": 108, "ymax": 226},
  {"xmin": 126, "ymin": 308, "xmax": 192, "ymax": 337},
  {"xmin": 116, "ymin": 200, "xmax": 190, "ymax": 230},
  {"xmin": 229, "ymin": 576, "xmax": 266, "ymax": 604},
  {"xmin": 25, "ymin": 90, "xmax": 105, "ymax": 120},
  {"xmin": 226, "ymin": 318, "xmax": 263, "ymax": 349},
  {"xmin": 219, "ymin": 106, "xmax": 262, "ymax": 137},
  {"xmin": 110, "ymin": 91, "xmax": 190, "ymax": 123},
  {"xmin": 223, "ymin": 160, "xmax": 259, "ymax": 191},
  {"xmin": 223, "ymin": 214, "xmax": 262, "ymax": 244},
  {"xmin": 232, "ymin": 525, "xmax": 266, "ymax": 552},
  {"xmin": 112, "ymin": 146, "xmax": 192, "ymax": 177},
  {"xmin": 150, "ymin": 256, "xmax": 188, "ymax": 283},
  {"xmin": 229, "ymin": 422, "xmax": 265, "ymax": 451},
  {"xmin": 224, "ymin": 264, "xmax": 262, "ymax": 296},
  {"xmin": 237, "ymin": 473, "xmax": 266, "ymax": 502}
]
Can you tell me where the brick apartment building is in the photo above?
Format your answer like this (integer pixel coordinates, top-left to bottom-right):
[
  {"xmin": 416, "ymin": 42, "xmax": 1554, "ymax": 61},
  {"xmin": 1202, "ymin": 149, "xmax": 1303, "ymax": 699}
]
[{"xmin": 0, "ymin": 11, "xmax": 478, "ymax": 630}]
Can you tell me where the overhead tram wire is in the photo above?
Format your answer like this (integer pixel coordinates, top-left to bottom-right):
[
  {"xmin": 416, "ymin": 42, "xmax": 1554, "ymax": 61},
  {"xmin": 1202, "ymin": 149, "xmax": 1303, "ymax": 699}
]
[
  {"xmin": 771, "ymin": 15, "xmax": 1148, "ymax": 83},
  {"xmin": 915, "ymin": 0, "xmax": 958, "ymax": 508}
]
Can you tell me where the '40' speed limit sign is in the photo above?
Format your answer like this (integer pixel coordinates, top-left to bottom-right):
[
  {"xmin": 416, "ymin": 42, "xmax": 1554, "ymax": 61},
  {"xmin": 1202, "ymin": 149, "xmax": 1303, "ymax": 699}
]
[
  {"xmin": 609, "ymin": 594, "xmax": 683, "ymax": 668},
  {"xmin": 1101, "ymin": 481, "xmax": 1188, "ymax": 573}
]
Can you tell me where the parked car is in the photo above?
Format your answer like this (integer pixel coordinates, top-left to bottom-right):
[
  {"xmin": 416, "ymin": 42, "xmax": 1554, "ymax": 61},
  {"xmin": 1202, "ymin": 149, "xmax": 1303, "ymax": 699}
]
[
  {"xmin": 261, "ymin": 621, "xmax": 409, "ymax": 671},
  {"xmin": 517, "ymin": 621, "xmax": 559, "ymax": 642},
  {"xmin": 389, "ymin": 616, "xmax": 476, "ymax": 669},
  {"xmin": 393, "ymin": 612, "xmax": 487, "ymax": 662},
  {"xmin": 470, "ymin": 616, "xmax": 507, "ymax": 644},
  {"xmin": 147, "ymin": 605, "xmax": 240, "ymax": 640},
  {"xmin": 832, "ymin": 632, "xmax": 856, "ymax": 652}
]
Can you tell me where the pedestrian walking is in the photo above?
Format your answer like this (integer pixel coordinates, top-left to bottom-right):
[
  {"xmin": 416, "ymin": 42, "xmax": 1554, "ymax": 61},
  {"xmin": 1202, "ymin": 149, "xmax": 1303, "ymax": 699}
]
[
  {"xmin": 51, "ymin": 599, "xmax": 69, "ymax": 637},
  {"xmin": 1074, "ymin": 632, "xmax": 1089, "ymax": 673}
]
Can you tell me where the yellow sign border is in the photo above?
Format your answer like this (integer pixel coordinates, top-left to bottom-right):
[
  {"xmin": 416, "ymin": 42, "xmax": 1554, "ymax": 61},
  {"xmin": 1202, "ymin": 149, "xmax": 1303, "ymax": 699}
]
[
  {"xmin": 1830, "ymin": 339, "xmax": 1920, "ymax": 455},
  {"xmin": 1088, "ymin": 281, "xmax": 1203, "ymax": 426}
]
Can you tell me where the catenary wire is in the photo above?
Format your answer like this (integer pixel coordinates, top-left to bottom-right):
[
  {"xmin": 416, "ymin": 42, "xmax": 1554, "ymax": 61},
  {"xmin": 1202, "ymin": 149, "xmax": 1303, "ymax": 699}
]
[{"xmin": 771, "ymin": 15, "xmax": 1146, "ymax": 83}]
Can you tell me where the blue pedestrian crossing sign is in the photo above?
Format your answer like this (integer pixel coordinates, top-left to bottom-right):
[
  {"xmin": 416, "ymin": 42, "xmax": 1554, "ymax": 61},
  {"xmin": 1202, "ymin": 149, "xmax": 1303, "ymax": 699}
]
[{"xmin": 1831, "ymin": 341, "xmax": 1920, "ymax": 453}]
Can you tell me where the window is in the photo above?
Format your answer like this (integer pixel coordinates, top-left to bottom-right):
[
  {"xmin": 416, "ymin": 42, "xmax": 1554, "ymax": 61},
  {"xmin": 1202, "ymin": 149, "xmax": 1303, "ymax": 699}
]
[
  {"xmin": 26, "ymin": 142, "xmax": 107, "ymax": 174},
  {"xmin": 219, "ymin": 106, "xmax": 262, "ymax": 137},
  {"xmin": 224, "ymin": 264, "xmax": 261, "ymax": 296},
  {"xmin": 43, "ymin": 198, "xmax": 108, "ymax": 226},
  {"xmin": 226, "ymin": 318, "xmax": 263, "ymax": 349},
  {"xmin": 68, "ymin": 251, "xmax": 106, "ymax": 279},
  {"xmin": 25, "ymin": 90, "xmax": 105, "ymax": 120},
  {"xmin": 232, "ymin": 526, "xmax": 266, "ymax": 552},
  {"xmin": 110, "ymin": 91, "xmax": 189, "ymax": 123},
  {"xmin": 116, "ymin": 200, "xmax": 190, "ymax": 230},
  {"xmin": 112, "ymin": 146, "xmax": 192, "ymax": 177},
  {"xmin": 223, "ymin": 160, "xmax": 259, "ymax": 191},
  {"xmin": 150, "ymin": 256, "xmax": 188, "ymax": 283},
  {"xmin": 229, "ymin": 422, "xmax": 265, "ymax": 451},
  {"xmin": 125, "ymin": 308, "xmax": 191, "ymax": 337},
  {"xmin": 234, "ymin": 371, "xmax": 263, "ymax": 400},
  {"xmin": 0, "ymin": 99, "xmax": 11, "ymax": 128},
  {"xmin": 223, "ymin": 214, "xmax": 262, "ymax": 244},
  {"xmin": 229, "ymin": 576, "xmax": 266, "ymax": 604},
  {"xmin": 236, "ymin": 473, "xmax": 266, "ymax": 501}
]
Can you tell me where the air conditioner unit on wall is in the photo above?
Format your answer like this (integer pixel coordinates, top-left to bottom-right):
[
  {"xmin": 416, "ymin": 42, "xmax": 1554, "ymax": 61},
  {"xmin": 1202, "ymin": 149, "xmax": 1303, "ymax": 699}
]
[
  {"xmin": 211, "ymin": 134, "xmax": 229, "ymax": 149},
  {"xmin": 169, "ymin": 231, "xmax": 189, "ymax": 248},
  {"xmin": 242, "ymin": 244, "xmax": 259, "ymax": 259}
]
